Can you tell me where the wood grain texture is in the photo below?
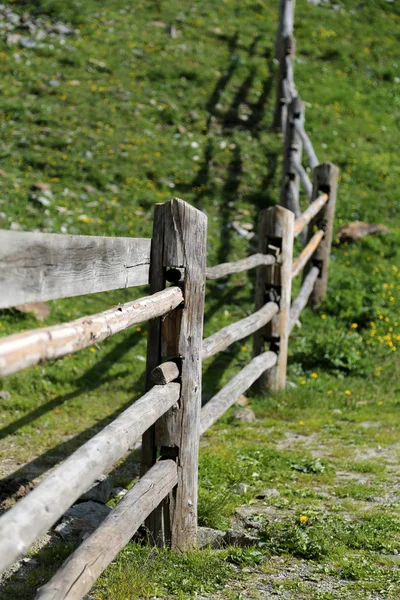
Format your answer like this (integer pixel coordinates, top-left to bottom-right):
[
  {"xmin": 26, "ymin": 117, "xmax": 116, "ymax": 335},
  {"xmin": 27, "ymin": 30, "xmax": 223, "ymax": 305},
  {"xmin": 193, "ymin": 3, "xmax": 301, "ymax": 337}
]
[
  {"xmin": 0, "ymin": 383, "xmax": 180, "ymax": 573},
  {"xmin": 202, "ymin": 302, "xmax": 278, "ymax": 362},
  {"xmin": 294, "ymin": 193, "xmax": 328, "ymax": 238},
  {"xmin": 0, "ymin": 288, "xmax": 183, "ymax": 377},
  {"xmin": 292, "ymin": 229, "xmax": 324, "ymax": 279},
  {"xmin": 303, "ymin": 163, "xmax": 339, "ymax": 308},
  {"xmin": 0, "ymin": 231, "xmax": 151, "ymax": 308},
  {"xmin": 35, "ymin": 460, "xmax": 178, "ymax": 600},
  {"xmin": 151, "ymin": 361, "xmax": 180, "ymax": 385},
  {"xmin": 142, "ymin": 198, "xmax": 207, "ymax": 551},
  {"xmin": 200, "ymin": 351, "xmax": 277, "ymax": 434},
  {"xmin": 293, "ymin": 120, "xmax": 319, "ymax": 169},
  {"xmin": 273, "ymin": 35, "xmax": 295, "ymax": 131},
  {"xmin": 206, "ymin": 253, "xmax": 275, "ymax": 280},
  {"xmin": 253, "ymin": 206, "xmax": 294, "ymax": 390},
  {"xmin": 293, "ymin": 159, "xmax": 313, "ymax": 201},
  {"xmin": 289, "ymin": 266, "xmax": 319, "ymax": 334}
]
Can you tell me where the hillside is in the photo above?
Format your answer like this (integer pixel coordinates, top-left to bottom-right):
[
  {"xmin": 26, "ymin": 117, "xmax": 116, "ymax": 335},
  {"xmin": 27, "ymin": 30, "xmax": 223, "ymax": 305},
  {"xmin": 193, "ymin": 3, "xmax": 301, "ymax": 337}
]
[{"xmin": 0, "ymin": 0, "xmax": 399, "ymax": 598}]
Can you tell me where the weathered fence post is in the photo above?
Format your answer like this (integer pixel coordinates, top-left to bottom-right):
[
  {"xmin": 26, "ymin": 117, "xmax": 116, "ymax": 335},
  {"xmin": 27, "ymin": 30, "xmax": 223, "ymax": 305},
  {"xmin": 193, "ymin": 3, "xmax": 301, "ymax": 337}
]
[
  {"xmin": 253, "ymin": 205, "xmax": 294, "ymax": 391},
  {"xmin": 280, "ymin": 95, "xmax": 304, "ymax": 218},
  {"xmin": 303, "ymin": 162, "xmax": 339, "ymax": 308},
  {"xmin": 141, "ymin": 198, "xmax": 207, "ymax": 550},
  {"xmin": 273, "ymin": 35, "xmax": 295, "ymax": 132}
]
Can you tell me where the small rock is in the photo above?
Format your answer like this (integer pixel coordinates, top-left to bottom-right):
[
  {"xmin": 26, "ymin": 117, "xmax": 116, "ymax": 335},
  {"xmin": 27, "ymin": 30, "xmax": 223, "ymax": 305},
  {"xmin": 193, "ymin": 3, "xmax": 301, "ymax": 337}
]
[
  {"xmin": 55, "ymin": 501, "xmax": 111, "ymax": 540},
  {"xmin": 197, "ymin": 526, "xmax": 225, "ymax": 549},
  {"xmin": 394, "ymin": 549, "xmax": 399, "ymax": 555},
  {"xmin": 10, "ymin": 222, "xmax": 22, "ymax": 230},
  {"xmin": 0, "ymin": 391, "xmax": 11, "ymax": 399},
  {"xmin": 52, "ymin": 23, "xmax": 75, "ymax": 36},
  {"xmin": 79, "ymin": 475, "xmax": 113, "ymax": 505},
  {"xmin": 337, "ymin": 221, "xmax": 390, "ymax": 242},
  {"xmin": 224, "ymin": 529, "xmax": 258, "ymax": 547},
  {"xmin": 110, "ymin": 487, "xmax": 128, "ymax": 500},
  {"xmin": 20, "ymin": 37, "xmax": 36, "ymax": 48},
  {"xmin": 232, "ymin": 483, "xmax": 248, "ymax": 494},
  {"xmin": 48, "ymin": 79, "xmax": 60, "ymax": 87},
  {"xmin": 256, "ymin": 488, "xmax": 280, "ymax": 500},
  {"xmin": 6, "ymin": 33, "xmax": 22, "ymax": 45},
  {"xmin": 233, "ymin": 407, "xmax": 256, "ymax": 423}
]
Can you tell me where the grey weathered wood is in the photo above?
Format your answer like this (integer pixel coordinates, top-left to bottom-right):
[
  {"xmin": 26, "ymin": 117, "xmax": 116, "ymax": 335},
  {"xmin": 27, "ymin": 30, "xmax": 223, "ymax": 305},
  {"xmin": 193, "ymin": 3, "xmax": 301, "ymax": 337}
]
[
  {"xmin": 0, "ymin": 231, "xmax": 151, "ymax": 309},
  {"xmin": 303, "ymin": 163, "xmax": 339, "ymax": 308},
  {"xmin": 206, "ymin": 253, "xmax": 275, "ymax": 280},
  {"xmin": 274, "ymin": 0, "xmax": 286, "ymax": 58},
  {"xmin": 202, "ymin": 302, "xmax": 278, "ymax": 362},
  {"xmin": 292, "ymin": 229, "xmax": 324, "ymax": 279},
  {"xmin": 200, "ymin": 351, "xmax": 277, "ymax": 434},
  {"xmin": 0, "ymin": 288, "xmax": 184, "ymax": 377},
  {"xmin": 280, "ymin": 96, "xmax": 304, "ymax": 219},
  {"xmin": 273, "ymin": 35, "xmax": 295, "ymax": 131},
  {"xmin": 294, "ymin": 193, "xmax": 328, "ymax": 238},
  {"xmin": 142, "ymin": 198, "xmax": 207, "ymax": 550},
  {"xmin": 293, "ymin": 120, "xmax": 319, "ymax": 169},
  {"xmin": 253, "ymin": 206, "xmax": 294, "ymax": 391},
  {"xmin": 289, "ymin": 266, "xmax": 319, "ymax": 334},
  {"xmin": 35, "ymin": 460, "xmax": 178, "ymax": 600},
  {"xmin": 293, "ymin": 159, "xmax": 313, "ymax": 201},
  {"xmin": 151, "ymin": 361, "xmax": 180, "ymax": 385},
  {"xmin": 0, "ymin": 383, "xmax": 180, "ymax": 573}
]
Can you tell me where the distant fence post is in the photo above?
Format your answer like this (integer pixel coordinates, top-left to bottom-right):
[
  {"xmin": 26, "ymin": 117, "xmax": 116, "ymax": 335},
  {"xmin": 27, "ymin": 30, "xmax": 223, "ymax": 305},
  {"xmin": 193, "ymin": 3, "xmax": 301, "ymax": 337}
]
[
  {"xmin": 253, "ymin": 205, "xmax": 294, "ymax": 390},
  {"xmin": 280, "ymin": 95, "xmax": 304, "ymax": 218},
  {"xmin": 303, "ymin": 162, "xmax": 339, "ymax": 308},
  {"xmin": 273, "ymin": 34, "xmax": 295, "ymax": 132},
  {"xmin": 141, "ymin": 198, "xmax": 207, "ymax": 551}
]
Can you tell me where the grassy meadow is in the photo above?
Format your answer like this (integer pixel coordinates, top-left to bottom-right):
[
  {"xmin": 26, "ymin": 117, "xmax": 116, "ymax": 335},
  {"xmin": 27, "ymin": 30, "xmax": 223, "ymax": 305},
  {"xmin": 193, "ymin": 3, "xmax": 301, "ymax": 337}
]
[{"xmin": 0, "ymin": 0, "xmax": 399, "ymax": 598}]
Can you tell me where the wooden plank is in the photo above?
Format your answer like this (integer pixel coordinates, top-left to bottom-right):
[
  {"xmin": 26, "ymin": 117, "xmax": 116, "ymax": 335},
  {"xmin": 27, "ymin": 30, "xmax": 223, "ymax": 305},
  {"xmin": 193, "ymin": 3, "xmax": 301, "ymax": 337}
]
[
  {"xmin": 35, "ymin": 460, "xmax": 178, "ymax": 600},
  {"xmin": 142, "ymin": 198, "xmax": 207, "ymax": 551},
  {"xmin": 273, "ymin": 35, "xmax": 295, "ymax": 131},
  {"xmin": 253, "ymin": 206, "xmax": 294, "ymax": 391},
  {"xmin": 293, "ymin": 120, "xmax": 319, "ymax": 169},
  {"xmin": 206, "ymin": 253, "xmax": 275, "ymax": 280},
  {"xmin": 151, "ymin": 361, "xmax": 180, "ymax": 385},
  {"xmin": 292, "ymin": 229, "xmax": 324, "ymax": 279},
  {"xmin": 0, "ymin": 288, "xmax": 184, "ymax": 377},
  {"xmin": 0, "ymin": 383, "xmax": 180, "ymax": 573},
  {"xmin": 303, "ymin": 163, "xmax": 339, "ymax": 307},
  {"xmin": 200, "ymin": 351, "xmax": 277, "ymax": 434},
  {"xmin": 294, "ymin": 193, "xmax": 328, "ymax": 238},
  {"xmin": 202, "ymin": 302, "xmax": 278, "ymax": 362},
  {"xmin": 289, "ymin": 266, "xmax": 319, "ymax": 334},
  {"xmin": 293, "ymin": 159, "xmax": 313, "ymax": 201},
  {"xmin": 0, "ymin": 231, "xmax": 151, "ymax": 308}
]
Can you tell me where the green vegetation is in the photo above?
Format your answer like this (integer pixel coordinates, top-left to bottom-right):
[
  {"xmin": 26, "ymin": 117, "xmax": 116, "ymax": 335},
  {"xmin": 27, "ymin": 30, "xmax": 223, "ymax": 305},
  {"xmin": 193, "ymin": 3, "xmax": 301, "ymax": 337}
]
[{"xmin": 0, "ymin": 0, "xmax": 399, "ymax": 598}]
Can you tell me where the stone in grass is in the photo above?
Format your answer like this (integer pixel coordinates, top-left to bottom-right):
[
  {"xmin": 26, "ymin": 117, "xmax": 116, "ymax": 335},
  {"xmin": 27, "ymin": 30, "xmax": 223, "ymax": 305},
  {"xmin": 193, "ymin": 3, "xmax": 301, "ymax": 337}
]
[
  {"xmin": 232, "ymin": 482, "xmax": 248, "ymax": 494},
  {"xmin": 78, "ymin": 474, "xmax": 113, "ymax": 505},
  {"xmin": 233, "ymin": 407, "xmax": 256, "ymax": 423},
  {"xmin": 197, "ymin": 527, "xmax": 226, "ymax": 549},
  {"xmin": 55, "ymin": 501, "xmax": 111, "ymax": 541},
  {"xmin": 224, "ymin": 529, "xmax": 259, "ymax": 547},
  {"xmin": 256, "ymin": 488, "xmax": 280, "ymax": 500}
]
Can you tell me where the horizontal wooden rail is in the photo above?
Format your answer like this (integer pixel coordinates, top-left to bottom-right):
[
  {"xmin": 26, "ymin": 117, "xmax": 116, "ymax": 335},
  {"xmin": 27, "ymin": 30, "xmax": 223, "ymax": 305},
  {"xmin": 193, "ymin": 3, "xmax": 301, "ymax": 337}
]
[
  {"xmin": 0, "ymin": 231, "xmax": 151, "ymax": 309},
  {"xmin": 289, "ymin": 266, "xmax": 320, "ymax": 334},
  {"xmin": 292, "ymin": 230, "xmax": 324, "ymax": 279},
  {"xmin": 0, "ymin": 382, "xmax": 180, "ymax": 572},
  {"xmin": 200, "ymin": 351, "xmax": 277, "ymax": 434},
  {"xmin": 206, "ymin": 253, "xmax": 275, "ymax": 280},
  {"xmin": 35, "ymin": 460, "xmax": 178, "ymax": 600},
  {"xmin": 293, "ymin": 121, "xmax": 319, "ymax": 170},
  {"xmin": 293, "ymin": 160, "xmax": 313, "ymax": 201},
  {"xmin": 294, "ymin": 194, "xmax": 328, "ymax": 238},
  {"xmin": 202, "ymin": 302, "xmax": 278, "ymax": 361},
  {"xmin": 0, "ymin": 287, "xmax": 184, "ymax": 377}
]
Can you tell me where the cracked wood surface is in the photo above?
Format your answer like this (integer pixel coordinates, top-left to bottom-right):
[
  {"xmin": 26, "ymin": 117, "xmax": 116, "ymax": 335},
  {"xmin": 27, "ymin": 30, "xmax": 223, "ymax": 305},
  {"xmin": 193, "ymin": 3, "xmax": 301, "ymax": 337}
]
[{"xmin": 0, "ymin": 230, "xmax": 151, "ymax": 308}]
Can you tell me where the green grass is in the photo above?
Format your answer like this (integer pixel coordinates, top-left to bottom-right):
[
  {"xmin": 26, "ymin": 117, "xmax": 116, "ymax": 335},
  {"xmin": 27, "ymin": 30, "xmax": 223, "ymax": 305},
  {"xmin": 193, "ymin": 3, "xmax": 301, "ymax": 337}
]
[{"xmin": 0, "ymin": 0, "xmax": 399, "ymax": 598}]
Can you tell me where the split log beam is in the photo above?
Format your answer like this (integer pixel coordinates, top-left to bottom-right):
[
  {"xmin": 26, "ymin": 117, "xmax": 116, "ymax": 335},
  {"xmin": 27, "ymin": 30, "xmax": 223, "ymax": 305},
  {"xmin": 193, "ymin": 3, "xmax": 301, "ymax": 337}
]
[
  {"xmin": 0, "ymin": 383, "xmax": 180, "ymax": 573},
  {"xmin": 200, "ymin": 351, "xmax": 277, "ymax": 434},
  {"xmin": 289, "ymin": 267, "xmax": 319, "ymax": 334},
  {"xmin": 206, "ymin": 253, "xmax": 275, "ymax": 280},
  {"xmin": 293, "ymin": 193, "xmax": 328, "ymax": 238},
  {"xmin": 151, "ymin": 361, "xmax": 180, "ymax": 385},
  {"xmin": 291, "ymin": 229, "xmax": 324, "ymax": 279},
  {"xmin": 293, "ymin": 120, "xmax": 319, "ymax": 169}
]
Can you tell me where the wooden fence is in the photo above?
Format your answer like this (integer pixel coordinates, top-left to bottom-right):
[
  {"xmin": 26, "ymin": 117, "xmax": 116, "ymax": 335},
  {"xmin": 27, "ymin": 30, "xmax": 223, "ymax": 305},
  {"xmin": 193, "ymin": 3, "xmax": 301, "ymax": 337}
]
[{"xmin": 0, "ymin": 2, "xmax": 338, "ymax": 598}]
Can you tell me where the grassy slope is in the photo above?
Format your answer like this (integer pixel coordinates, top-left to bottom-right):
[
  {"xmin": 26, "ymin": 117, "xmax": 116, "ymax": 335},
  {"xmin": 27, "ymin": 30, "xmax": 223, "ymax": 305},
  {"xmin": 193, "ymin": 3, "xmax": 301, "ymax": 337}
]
[{"xmin": 0, "ymin": 0, "xmax": 399, "ymax": 598}]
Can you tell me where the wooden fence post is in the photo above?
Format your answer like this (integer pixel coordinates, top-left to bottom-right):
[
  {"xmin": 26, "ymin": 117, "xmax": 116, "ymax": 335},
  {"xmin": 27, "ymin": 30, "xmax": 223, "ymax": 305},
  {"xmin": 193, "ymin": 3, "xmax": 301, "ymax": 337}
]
[
  {"xmin": 141, "ymin": 198, "xmax": 207, "ymax": 551},
  {"xmin": 273, "ymin": 35, "xmax": 295, "ymax": 132},
  {"xmin": 303, "ymin": 162, "xmax": 339, "ymax": 308},
  {"xmin": 280, "ymin": 95, "xmax": 304, "ymax": 218},
  {"xmin": 253, "ymin": 205, "xmax": 294, "ymax": 391}
]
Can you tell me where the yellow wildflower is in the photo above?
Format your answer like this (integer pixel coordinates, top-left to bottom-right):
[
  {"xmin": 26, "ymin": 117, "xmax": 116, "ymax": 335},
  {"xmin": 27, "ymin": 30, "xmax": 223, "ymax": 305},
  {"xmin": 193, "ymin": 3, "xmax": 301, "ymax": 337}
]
[
  {"xmin": 299, "ymin": 515, "xmax": 308, "ymax": 525},
  {"xmin": 311, "ymin": 372, "xmax": 318, "ymax": 379},
  {"xmin": 345, "ymin": 390, "xmax": 351, "ymax": 396}
]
